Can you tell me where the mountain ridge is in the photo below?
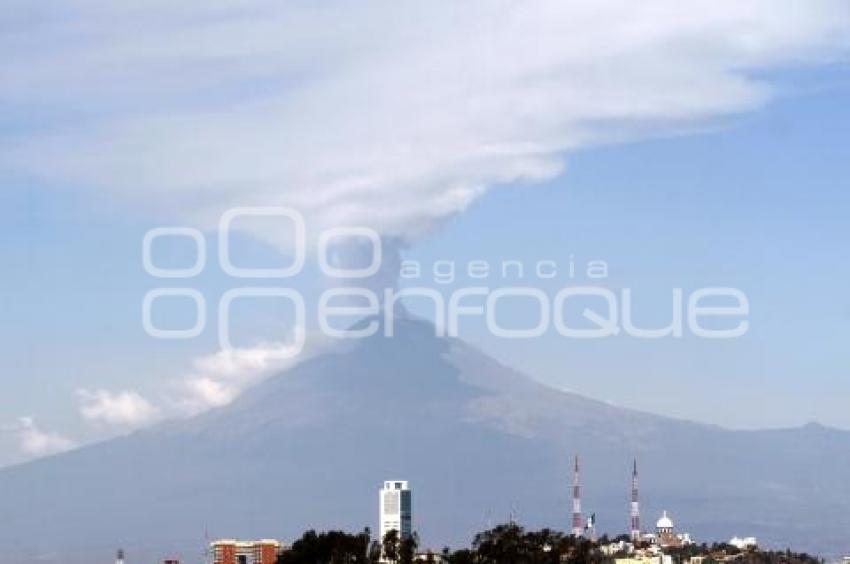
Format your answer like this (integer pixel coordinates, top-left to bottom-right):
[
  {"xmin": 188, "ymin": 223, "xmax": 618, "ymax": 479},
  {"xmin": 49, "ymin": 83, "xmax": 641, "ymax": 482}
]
[{"xmin": 1, "ymin": 315, "xmax": 848, "ymax": 563}]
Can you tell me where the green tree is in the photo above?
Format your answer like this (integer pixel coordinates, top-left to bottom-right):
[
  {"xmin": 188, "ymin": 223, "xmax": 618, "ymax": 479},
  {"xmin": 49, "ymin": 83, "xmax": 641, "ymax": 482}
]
[
  {"xmin": 399, "ymin": 533, "xmax": 419, "ymax": 564},
  {"xmin": 278, "ymin": 528, "xmax": 374, "ymax": 564},
  {"xmin": 446, "ymin": 548, "xmax": 475, "ymax": 564},
  {"xmin": 382, "ymin": 529, "xmax": 401, "ymax": 564}
]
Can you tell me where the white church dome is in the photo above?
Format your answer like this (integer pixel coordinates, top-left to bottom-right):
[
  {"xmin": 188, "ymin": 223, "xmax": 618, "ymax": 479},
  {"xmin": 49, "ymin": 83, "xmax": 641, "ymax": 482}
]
[{"xmin": 656, "ymin": 510, "xmax": 674, "ymax": 530}]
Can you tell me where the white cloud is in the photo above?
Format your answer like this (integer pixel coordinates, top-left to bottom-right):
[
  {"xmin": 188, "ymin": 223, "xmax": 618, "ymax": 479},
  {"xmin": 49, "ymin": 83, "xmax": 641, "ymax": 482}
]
[
  {"xmin": 175, "ymin": 339, "xmax": 324, "ymax": 415},
  {"xmin": 15, "ymin": 417, "xmax": 76, "ymax": 457},
  {"xmin": 1, "ymin": 1, "xmax": 848, "ymax": 247},
  {"xmin": 181, "ymin": 378, "xmax": 238, "ymax": 412},
  {"xmin": 70, "ymin": 339, "xmax": 327, "ymax": 426},
  {"xmin": 77, "ymin": 389, "xmax": 161, "ymax": 427}
]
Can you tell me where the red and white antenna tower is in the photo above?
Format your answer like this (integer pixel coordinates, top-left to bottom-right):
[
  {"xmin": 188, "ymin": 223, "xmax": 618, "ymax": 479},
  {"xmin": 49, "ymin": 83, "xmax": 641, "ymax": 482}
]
[
  {"xmin": 571, "ymin": 454, "xmax": 584, "ymax": 537},
  {"xmin": 630, "ymin": 458, "xmax": 641, "ymax": 541}
]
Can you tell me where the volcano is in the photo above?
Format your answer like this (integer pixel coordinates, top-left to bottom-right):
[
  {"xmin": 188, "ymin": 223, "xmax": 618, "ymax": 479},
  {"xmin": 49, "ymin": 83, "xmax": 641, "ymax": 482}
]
[{"xmin": 1, "ymin": 315, "xmax": 849, "ymax": 563}]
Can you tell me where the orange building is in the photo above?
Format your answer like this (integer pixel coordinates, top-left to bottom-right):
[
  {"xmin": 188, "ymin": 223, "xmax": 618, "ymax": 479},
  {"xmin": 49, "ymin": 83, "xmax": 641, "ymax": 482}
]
[{"xmin": 211, "ymin": 539, "xmax": 282, "ymax": 564}]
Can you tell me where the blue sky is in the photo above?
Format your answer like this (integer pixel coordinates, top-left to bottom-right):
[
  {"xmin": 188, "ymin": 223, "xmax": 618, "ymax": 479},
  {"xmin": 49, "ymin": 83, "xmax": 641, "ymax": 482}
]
[
  {"xmin": 2, "ymin": 1, "xmax": 850, "ymax": 466},
  {"xmin": 406, "ymin": 68, "xmax": 850, "ymax": 427}
]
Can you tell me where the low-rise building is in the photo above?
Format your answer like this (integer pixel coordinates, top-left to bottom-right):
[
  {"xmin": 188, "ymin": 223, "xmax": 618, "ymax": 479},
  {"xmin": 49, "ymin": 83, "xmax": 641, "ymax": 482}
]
[
  {"xmin": 414, "ymin": 550, "xmax": 447, "ymax": 563},
  {"xmin": 210, "ymin": 539, "xmax": 283, "ymax": 564},
  {"xmin": 601, "ymin": 540, "xmax": 634, "ymax": 556},
  {"xmin": 615, "ymin": 555, "xmax": 672, "ymax": 564},
  {"xmin": 728, "ymin": 536, "xmax": 758, "ymax": 550}
]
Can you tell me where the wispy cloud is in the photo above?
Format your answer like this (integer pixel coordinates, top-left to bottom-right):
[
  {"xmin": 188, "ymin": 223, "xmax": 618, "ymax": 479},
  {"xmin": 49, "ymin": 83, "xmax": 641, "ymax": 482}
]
[
  {"xmin": 175, "ymin": 338, "xmax": 326, "ymax": 415},
  {"xmin": 2, "ymin": 1, "xmax": 848, "ymax": 248},
  {"xmin": 14, "ymin": 417, "xmax": 76, "ymax": 457},
  {"xmin": 3, "ymin": 1, "xmax": 850, "ymax": 464},
  {"xmin": 77, "ymin": 389, "xmax": 161, "ymax": 427},
  {"xmin": 3, "ymin": 344, "xmax": 313, "ymax": 466}
]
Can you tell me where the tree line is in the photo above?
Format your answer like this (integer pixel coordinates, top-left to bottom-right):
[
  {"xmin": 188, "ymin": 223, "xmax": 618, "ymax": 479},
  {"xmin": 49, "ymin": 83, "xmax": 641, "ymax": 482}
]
[{"xmin": 276, "ymin": 522, "xmax": 823, "ymax": 564}]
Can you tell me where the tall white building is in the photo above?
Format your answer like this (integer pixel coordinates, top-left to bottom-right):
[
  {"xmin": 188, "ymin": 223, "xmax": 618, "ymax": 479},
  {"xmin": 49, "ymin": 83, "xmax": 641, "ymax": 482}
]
[{"xmin": 379, "ymin": 480, "xmax": 412, "ymax": 541}]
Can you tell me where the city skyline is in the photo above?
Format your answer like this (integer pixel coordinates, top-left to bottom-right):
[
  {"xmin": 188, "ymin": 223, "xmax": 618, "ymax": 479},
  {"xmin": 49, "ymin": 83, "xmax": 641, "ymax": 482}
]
[{"xmin": 124, "ymin": 466, "xmax": 759, "ymax": 563}]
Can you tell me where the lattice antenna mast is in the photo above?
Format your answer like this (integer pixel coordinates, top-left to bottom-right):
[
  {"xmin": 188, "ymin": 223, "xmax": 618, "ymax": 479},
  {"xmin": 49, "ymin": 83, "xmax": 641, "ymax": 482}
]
[
  {"xmin": 571, "ymin": 454, "xmax": 584, "ymax": 537},
  {"xmin": 630, "ymin": 459, "xmax": 641, "ymax": 541}
]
